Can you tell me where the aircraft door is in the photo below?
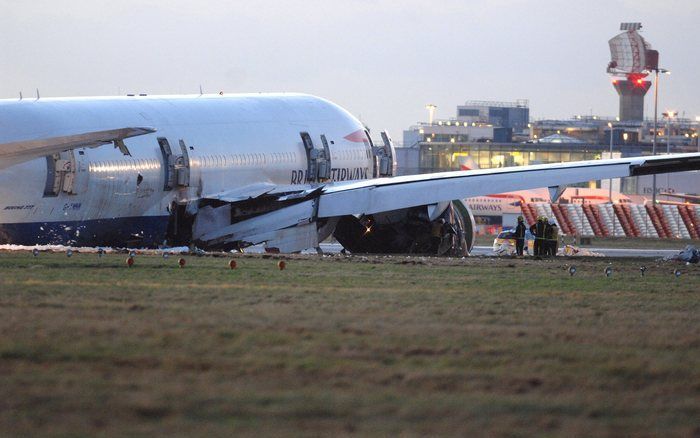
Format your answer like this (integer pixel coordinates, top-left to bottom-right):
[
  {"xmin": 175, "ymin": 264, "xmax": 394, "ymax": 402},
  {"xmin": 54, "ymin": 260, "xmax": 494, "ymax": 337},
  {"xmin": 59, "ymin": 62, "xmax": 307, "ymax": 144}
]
[
  {"xmin": 300, "ymin": 132, "xmax": 331, "ymax": 183},
  {"xmin": 44, "ymin": 150, "xmax": 79, "ymax": 196},
  {"xmin": 158, "ymin": 137, "xmax": 190, "ymax": 190},
  {"xmin": 176, "ymin": 139, "xmax": 191, "ymax": 187}
]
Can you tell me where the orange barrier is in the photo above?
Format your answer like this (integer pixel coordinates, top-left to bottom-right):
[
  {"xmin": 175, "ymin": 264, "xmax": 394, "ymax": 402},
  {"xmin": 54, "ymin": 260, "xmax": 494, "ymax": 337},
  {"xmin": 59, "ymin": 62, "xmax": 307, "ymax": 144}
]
[
  {"xmin": 678, "ymin": 205, "xmax": 699, "ymax": 239},
  {"xmin": 645, "ymin": 205, "xmax": 668, "ymax": 238},
  {"xmin": 551, "ymin": 204, "xmax": 574, "ymax": 235},
  {"xmin": 613, "ymin": 204, "xmax": 636, "ymax": 237},
  {"xmin": 654, "ymin": 205, "xmax": 673, "ymax": 238},
  {"xmin": 582, "ymin": 204, "xmax": 606, "ymax": 237},
  {"xmin": 521, "ymin": 203, "xmax": 537, "ymax": 227}
]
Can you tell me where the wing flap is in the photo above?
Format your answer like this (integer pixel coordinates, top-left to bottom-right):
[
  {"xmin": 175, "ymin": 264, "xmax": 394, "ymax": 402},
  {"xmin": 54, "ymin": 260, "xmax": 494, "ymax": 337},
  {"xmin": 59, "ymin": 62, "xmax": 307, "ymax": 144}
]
[{"xmin": 0, "ymin": 127, "xmax": 156, "ymax": 169}]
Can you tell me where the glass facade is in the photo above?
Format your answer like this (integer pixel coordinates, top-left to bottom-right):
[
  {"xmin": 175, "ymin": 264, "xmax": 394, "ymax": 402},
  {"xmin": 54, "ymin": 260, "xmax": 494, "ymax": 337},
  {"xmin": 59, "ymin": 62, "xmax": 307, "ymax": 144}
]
[{"xmin": 419, "ymin": 142, "xmax": 603, "ymax": 173}]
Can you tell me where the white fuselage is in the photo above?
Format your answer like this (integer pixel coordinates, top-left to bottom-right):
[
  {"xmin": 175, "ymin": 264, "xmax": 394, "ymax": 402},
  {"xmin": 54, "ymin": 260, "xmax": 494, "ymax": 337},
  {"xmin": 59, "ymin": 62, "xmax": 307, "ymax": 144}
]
[{"xmin": 0, "ymin": 94, "xmax": 373, "ymax": 246}]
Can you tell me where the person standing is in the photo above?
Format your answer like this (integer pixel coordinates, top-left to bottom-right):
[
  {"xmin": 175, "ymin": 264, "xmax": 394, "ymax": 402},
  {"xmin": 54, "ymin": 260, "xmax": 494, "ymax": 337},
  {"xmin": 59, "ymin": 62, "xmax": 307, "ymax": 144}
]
[
  {"xmin": 531, "ymin": 216, "xmax": 546, "ymax": 257},
  {"xmin": 514, "ymin": 216, "xmax": 526, "ymax": 257},
  {"xmin": 543, "ymin": 218, "xmax": 552, "ymax": 257},
  {"xmin": 549, "ymin": 222, "xmax": 559, "ymax": 256}
]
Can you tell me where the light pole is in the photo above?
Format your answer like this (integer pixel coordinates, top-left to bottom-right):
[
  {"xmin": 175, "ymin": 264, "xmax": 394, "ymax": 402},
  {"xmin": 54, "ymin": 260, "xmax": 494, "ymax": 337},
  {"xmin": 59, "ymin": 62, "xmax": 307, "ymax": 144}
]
[
  {"xmin": 607, "ymin": 122, "xmax": 615, "ymax": 204},
  {"xmin": 607, "ymin": 122, "xmax": 617, "ymax": 237},
  {"xmin": 649, "ymin": 68, "xmax": 670, "ymax": 205},
  {"xmin": 662, "ymin": 110, "xmax": 676, "ymax": 205},
  {"xmin": 663, "ymin": 110, "xmax": 676, "ymax": 154}
]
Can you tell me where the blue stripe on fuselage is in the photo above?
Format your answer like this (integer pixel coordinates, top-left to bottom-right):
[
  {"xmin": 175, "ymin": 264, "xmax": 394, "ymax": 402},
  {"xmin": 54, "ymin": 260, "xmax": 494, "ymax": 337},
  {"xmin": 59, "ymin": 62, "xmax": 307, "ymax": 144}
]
[{"xmin": 0, "ymin": 216, "xmax": 169, "ymax": 248}]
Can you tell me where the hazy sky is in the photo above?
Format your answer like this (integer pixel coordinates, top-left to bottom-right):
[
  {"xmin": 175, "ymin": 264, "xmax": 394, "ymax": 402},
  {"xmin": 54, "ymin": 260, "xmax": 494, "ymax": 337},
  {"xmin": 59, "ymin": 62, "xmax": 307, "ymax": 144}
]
[{"xmin": 1, "ymin": 0, "xmax": 698, "ymax": 140}]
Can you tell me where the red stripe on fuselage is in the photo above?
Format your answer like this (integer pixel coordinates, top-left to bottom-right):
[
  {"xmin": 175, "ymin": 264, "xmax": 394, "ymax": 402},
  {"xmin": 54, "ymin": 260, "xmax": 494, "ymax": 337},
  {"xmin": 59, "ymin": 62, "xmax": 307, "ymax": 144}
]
[{"xmin": 344, "ymin": 130, "xmax": 368, "ymax": 143}]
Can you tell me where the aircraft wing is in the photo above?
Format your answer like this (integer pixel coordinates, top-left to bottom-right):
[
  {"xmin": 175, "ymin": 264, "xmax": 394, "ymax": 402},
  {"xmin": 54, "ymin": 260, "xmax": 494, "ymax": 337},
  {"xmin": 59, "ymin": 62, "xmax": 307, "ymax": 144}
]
[
  {"xmin": 0, "ymin": 127, "xmax": 156, "ymax": 170},
  {"xmin": 317, "ymin": 153, "xmax": 700, "ymax": 218}
]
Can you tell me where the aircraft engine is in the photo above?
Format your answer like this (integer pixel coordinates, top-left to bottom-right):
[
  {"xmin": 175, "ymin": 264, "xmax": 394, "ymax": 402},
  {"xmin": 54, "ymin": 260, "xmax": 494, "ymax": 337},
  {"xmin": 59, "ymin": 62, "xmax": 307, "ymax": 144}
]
[{"xmin": 332, "ymin": 200, "xmax": 475, "ymax": 256}]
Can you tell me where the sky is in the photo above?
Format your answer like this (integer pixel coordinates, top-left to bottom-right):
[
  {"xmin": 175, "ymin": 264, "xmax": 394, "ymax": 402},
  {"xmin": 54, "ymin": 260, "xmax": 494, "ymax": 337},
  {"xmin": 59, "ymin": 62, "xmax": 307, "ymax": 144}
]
[{"xmin": 1, "ymin": 0, "xmax": 698, "ymax": 141}]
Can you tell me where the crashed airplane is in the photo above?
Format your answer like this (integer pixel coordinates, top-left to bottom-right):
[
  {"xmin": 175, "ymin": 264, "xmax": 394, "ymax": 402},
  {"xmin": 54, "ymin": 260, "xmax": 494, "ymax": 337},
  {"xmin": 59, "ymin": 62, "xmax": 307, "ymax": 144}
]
[{"xmin": 1, "ymin": 93, "xmax": 700, "ymax": 255}]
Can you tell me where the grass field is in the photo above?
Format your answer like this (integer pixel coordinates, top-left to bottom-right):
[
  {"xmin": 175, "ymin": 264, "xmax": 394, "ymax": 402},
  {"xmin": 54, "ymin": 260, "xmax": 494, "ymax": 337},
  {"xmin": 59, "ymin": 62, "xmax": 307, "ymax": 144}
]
[{"xmin": 1, "ymin": 251, "xmax": 699, "ymax": 437}]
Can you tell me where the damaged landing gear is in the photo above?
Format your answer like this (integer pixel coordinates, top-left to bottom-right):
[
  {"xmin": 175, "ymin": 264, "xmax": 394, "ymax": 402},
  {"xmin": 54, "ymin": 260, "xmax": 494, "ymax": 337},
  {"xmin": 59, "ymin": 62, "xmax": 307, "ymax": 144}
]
[{"xmin": 333, "ymin": 201, "xmax": 475, "ymax": 256}]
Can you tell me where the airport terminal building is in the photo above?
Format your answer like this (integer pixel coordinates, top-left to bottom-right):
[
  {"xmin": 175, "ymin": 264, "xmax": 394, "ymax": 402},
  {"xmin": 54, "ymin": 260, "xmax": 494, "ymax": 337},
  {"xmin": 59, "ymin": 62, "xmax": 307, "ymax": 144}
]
[
  {"xmin": 399, "ymin": 101, "xmax": 700, "ymax": 197},
  {"xmin": 397, "ymin": 100, "xmax": 700, "ymax": 237}
]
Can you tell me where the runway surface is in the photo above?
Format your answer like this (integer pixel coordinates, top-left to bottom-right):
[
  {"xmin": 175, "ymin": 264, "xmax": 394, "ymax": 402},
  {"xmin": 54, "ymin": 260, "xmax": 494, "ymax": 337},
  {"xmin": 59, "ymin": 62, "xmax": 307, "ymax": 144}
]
[
  {"xmin": 470, "ymin": 246, "xmax": 682, "ymax": 258},
  {"xmin": 301, "ymin": 243, "xmax": 683, "ymax": 258}
]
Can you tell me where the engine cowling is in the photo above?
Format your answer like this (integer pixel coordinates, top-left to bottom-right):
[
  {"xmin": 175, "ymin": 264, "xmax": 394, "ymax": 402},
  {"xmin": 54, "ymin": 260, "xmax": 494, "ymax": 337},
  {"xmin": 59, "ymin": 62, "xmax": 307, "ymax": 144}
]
[{"xmin": 332, "ymin": 200, "xmax": 475, "ymax": 256}]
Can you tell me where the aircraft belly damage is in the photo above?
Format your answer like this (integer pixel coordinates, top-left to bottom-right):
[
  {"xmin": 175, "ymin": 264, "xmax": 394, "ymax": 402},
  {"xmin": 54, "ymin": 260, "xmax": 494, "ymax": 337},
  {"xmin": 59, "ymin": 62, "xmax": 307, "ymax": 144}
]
[
  {"xmin": 175, "ymin": 193, "xmax": 475, "ymax": 256},
  {"xmin": 188, "ymin": 196, "xmax": 322, "ymax": 252}
]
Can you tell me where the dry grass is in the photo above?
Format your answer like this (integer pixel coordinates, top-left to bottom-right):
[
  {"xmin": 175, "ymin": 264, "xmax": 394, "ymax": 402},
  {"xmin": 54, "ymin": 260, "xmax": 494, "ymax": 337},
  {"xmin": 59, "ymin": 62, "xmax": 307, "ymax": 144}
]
[{"xmin": 0, "ymin": 251, "xmax": 699, "ymax": 437}]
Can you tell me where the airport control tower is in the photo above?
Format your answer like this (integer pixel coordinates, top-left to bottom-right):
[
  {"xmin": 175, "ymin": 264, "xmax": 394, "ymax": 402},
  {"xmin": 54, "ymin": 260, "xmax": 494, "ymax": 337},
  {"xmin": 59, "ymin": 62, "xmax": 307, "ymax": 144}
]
[{"xmin": 607, "ymin": 23, "xmax": 658, "ymax": 121}]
